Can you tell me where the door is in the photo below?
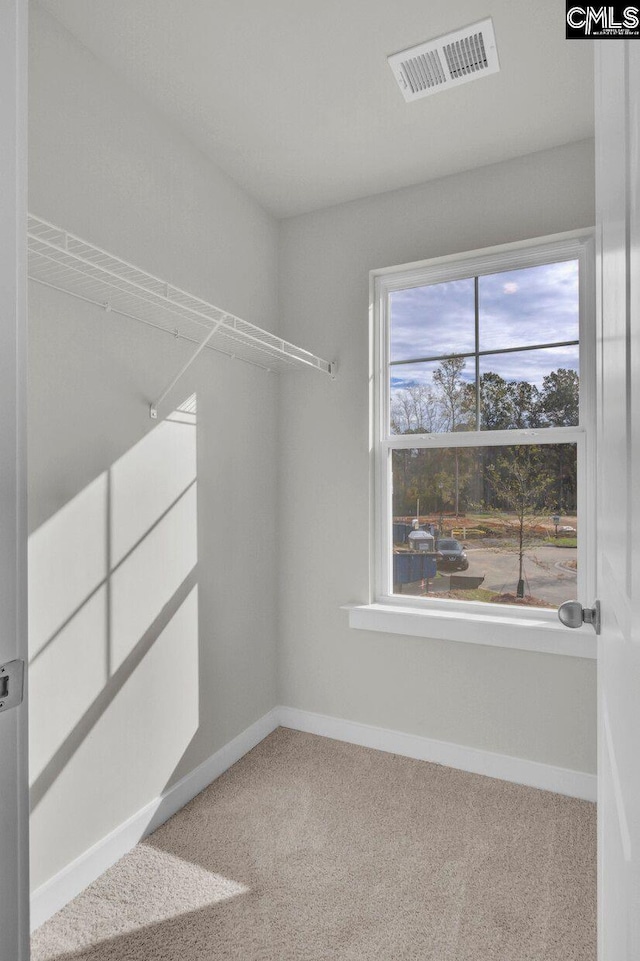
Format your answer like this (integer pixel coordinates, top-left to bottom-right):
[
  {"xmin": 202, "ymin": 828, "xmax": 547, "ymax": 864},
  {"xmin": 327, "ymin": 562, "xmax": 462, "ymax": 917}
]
[
  {"xmin": 595, "ymin": 40, "xmax": 640, "ymax": 960},
  {"xmin": 0, "ymin": 0, "xmax": 29, "ymax": 958}
]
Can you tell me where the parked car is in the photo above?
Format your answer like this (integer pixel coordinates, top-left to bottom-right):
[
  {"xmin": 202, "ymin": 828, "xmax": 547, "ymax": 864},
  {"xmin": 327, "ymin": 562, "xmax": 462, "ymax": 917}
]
[{"xmin": 435, "ymin": 537, "xmax": 469, "ymax": 571}]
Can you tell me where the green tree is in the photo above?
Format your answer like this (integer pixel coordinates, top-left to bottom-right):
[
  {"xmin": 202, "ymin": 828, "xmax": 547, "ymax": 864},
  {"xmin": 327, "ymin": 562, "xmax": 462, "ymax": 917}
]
[
  {"xmin": 539, "ymin": 370, "xmax": 579, "ymax": 509},
  {"xmin": 508, "ymin": 381, "xmax": 542, "ymax": 428},
  {"xmin": 465, "ymin": 371, "xmax": 543, "ymax": 431},
  {"xmin": 540, "ymin": 368, "xmax": 579, "ymax": 426},
  {"xmin": 478, "ymin": 372, "xmax": 513, "ymax": 430}
]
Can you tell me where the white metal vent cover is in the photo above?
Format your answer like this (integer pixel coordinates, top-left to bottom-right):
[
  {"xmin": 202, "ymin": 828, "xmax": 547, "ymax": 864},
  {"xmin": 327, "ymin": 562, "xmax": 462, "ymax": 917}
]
[{"xmin": 388, "ymin": 18, "xmax": 500, "ymax": 102}]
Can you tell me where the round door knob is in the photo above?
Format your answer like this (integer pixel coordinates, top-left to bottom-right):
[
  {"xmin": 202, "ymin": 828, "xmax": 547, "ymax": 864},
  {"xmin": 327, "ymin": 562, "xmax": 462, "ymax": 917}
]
[{"xmin": 558, "ymin": 600, "xmax": 584, "ymax": 629}]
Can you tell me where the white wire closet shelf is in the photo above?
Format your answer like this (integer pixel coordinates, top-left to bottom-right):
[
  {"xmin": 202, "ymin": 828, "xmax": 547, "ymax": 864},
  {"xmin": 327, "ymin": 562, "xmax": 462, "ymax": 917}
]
[{"xmin": 27, "ymin": 215, "xmax": 334, "ymax": 379}]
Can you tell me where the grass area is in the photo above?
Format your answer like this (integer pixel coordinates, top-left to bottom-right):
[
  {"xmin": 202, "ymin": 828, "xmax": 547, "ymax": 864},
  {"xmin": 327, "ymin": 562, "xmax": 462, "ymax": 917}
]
[{"xmin": 545, "ymin": 537, "xmax": 577, "ymax": 548}]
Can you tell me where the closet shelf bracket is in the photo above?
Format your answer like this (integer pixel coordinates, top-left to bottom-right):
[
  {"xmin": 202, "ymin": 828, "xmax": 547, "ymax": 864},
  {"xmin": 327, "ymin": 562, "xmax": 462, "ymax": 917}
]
[{"xmin": 150, "ymin": 318, "xmax": 224, "ymax": 419}]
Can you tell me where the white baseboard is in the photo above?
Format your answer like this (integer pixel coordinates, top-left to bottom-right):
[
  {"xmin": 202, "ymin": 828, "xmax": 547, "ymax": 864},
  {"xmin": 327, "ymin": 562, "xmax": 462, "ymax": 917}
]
[
  {"xmin": 31, "ymin": 703, "xmax": 596, "ymax": 931},
  {"xmin": 30, "ymin": 708, "xmax": 279, "ymax": 931},
  {"xmin": 276, "ymin": 706, "xmax": 597, "ymax": 803}
]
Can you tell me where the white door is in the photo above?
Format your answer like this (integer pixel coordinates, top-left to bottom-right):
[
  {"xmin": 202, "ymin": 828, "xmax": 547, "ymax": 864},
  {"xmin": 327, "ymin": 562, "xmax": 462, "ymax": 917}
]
[
  {"xmin": 0, "ymin": 0, "xmax": 30, "ymax": 958},
  {"xmin": 595, "ymin": 40, "xmax": 640, "ymax": 960}
]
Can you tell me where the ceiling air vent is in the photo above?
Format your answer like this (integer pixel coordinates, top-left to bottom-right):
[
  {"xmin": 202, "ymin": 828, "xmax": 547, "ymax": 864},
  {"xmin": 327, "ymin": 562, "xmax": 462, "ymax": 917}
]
[{"xmin": 388, "ymin": 18, "xmax": 500, "ymax": 102}]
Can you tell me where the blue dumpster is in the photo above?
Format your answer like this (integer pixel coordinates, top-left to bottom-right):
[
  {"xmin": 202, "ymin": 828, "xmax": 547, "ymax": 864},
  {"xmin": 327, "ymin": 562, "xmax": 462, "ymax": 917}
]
[
  {"xmin": 392, "ymin": 522, "xmax": 411, "ymax": 544},
  {"xmin": 393, "ymin": 552, "xmax": 438, "ymax": 585}
]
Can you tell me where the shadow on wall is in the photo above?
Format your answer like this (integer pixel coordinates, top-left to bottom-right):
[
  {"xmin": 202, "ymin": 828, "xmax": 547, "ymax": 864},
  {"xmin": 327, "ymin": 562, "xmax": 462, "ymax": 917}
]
[{"xmin": 28, "ymin": 394, "xmax": 200, "ymax": 883}]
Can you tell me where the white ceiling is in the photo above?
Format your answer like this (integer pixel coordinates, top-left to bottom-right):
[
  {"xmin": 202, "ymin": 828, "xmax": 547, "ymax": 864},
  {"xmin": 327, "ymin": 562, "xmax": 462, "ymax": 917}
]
[{"xmin": 37, "ymin": 0, "xmax": 594, "ymax": 219}]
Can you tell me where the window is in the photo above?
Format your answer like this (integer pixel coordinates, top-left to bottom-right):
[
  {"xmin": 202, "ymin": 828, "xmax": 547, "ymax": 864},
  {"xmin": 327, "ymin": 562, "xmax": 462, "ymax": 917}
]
[{"xmin": 370, "ymin": 232, "xmax": 595, "ymax": 632}]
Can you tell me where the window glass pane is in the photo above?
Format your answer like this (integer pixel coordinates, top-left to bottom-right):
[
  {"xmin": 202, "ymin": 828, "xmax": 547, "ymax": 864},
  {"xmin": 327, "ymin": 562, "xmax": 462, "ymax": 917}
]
[
  {"xmin": 391, "ymin": 444, "xmax": 578, "ymax": 609},
  {"xmin": 479, "ymin": 260, "xmax": 579, "ymax": 352},
  {"xmin": 390, "ymin": 359, "xmax": 476, "ymax": 435},
  {"xmin": 478, "ymin": 346, "xmax": 579, "ymax": 428},
  {"xmin": 390, "ymin": 278, "xmax": 475, "ymax": 362}
]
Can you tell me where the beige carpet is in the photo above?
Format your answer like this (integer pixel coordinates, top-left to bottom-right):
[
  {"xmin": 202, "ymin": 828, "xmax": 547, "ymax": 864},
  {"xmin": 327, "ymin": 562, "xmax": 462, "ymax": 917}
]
[{"xmin": 31, "ymin": 728, "xmax": 596, "ymax": 961}]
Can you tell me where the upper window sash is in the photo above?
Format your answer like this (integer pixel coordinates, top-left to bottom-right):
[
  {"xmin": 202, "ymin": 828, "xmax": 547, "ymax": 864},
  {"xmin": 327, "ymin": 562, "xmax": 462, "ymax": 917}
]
[{"xmin": 374, "ymin": 231, "xmax": 595, "ymax": 445}]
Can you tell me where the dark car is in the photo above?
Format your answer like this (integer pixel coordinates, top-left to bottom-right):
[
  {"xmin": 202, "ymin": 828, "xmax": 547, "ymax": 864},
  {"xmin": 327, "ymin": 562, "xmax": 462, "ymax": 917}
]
[{"xmin": 435, "ymin": 537, "xmax": 469, "ymax": 572}]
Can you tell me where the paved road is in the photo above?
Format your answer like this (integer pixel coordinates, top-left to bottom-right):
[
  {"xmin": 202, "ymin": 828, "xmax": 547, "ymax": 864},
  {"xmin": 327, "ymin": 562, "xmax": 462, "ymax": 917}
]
[
  {"xmin": 398, "ymin": 544, "xmax": 577, "ymax": 606},
  {"xmin": 459, "ymin": 543, "xmax": 577, "ymax": 606}
]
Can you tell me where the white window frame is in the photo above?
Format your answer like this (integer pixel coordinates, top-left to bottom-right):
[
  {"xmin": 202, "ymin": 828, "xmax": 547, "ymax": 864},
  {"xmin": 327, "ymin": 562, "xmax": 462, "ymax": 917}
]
[{"xmin": 349, "ymin": 230, "xmax": 597, "ymax": 658}]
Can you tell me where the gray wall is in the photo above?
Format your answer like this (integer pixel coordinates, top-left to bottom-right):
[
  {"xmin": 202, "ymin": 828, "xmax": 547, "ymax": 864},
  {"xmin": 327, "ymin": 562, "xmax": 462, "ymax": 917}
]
[
  {"xmin": 277, "ymin": 140, "xmax": 597, "ymax": 774},
  {"xmin": 28, "ymin": 5, "xmax": 279, "ymax": 891}
]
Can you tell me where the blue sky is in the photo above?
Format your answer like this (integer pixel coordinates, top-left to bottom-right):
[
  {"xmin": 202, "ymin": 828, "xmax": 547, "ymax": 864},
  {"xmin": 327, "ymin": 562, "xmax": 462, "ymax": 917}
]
[{"xmin": 390, "ymin": 260, "xmax": 579, "ymax": 391}]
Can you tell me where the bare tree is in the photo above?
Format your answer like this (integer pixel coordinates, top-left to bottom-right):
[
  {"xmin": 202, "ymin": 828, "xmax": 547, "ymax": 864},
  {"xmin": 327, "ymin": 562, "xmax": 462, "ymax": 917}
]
[
  {"xmin": 390, "ymin": 383, "xmax": 445, "ymax": 434},
  {"xmin": 486, "ymin": 446, "xmax": 553, "ymax": 598},
  {"xmin": 433, "ymin": 358, "xmax": 471, "ymax": 517}
]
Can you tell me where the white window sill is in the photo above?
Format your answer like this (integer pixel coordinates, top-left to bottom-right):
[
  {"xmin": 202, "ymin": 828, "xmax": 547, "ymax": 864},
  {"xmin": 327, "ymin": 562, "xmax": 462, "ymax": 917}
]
[{"xmin": 344, "ymin": 602, "xmax": 597, "ymax": 659}]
